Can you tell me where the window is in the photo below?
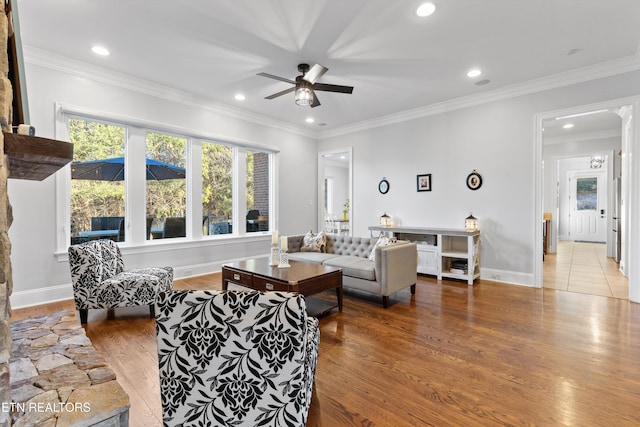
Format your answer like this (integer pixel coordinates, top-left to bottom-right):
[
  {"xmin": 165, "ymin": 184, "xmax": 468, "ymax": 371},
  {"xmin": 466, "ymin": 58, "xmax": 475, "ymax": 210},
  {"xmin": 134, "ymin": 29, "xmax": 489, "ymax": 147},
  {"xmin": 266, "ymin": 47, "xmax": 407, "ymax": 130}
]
[
  {"xmin": 576, "ymin": 177, "xmax": 598, "ymax": 211},
  {"xmin": 246, "ymin": 149, "xmax": 270, "ymax": 233},
  {"xmin": 58, "ymin": 109, "xmax": 275, "ymax": 252},
  {"xmin": 146, "ymin": 132, "xmax": 187, "ymax": 240},
  {"xmin": 69, "ymin": 119, "xmax": 126, "ymax": 245},
  {"xmin": 202, "ymin": 141, "xmax": 232, "ymax": 235}
]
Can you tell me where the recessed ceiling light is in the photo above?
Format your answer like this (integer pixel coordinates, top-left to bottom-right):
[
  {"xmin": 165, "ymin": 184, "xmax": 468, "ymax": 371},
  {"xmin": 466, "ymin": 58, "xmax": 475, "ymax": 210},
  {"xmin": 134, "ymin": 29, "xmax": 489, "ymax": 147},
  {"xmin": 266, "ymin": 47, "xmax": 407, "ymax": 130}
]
[
  {"xmin": 467, "ymin": 69, "xmax": 482, "ymax": 78},
  {"xmin": 563, "ymin": 123, "xmax": 574, "ymax": 129},
  {"xmin": 91, "ymin": 45, "xmax": 110, "ymax": 56},
  {"xmin": 305, "ymin": 117, "xmax": 315, "ymax": 123},
  {"xmin": 416, "ymin": 2, "xmax": 436, "ymax": 17},
  {"xmin": 234, "ymin": 94, "xmax": 246, "ymax": 101}
]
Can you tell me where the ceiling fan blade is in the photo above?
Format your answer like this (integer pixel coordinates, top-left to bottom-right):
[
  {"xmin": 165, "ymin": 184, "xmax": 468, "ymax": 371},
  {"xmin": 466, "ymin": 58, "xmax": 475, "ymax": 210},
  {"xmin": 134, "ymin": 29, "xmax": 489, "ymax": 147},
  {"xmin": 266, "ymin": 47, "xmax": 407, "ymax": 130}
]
[
  {"xmin": 310, "ymin": 90, "xmax": 321, "ymax": 108},
  {"xmin": 265, "ymin": 87, "xmax": 295, "ymax": 99},
  {"xmin": 257, "ymin": 72, "xmax": 295, "ymax": 84},
  {"xmin": 313, "ymin": 83, "xmax": 354, "ymax": 94},
  {"xmin": 303, "ymin": 63, "xmax": 329, "ymax": 84}
]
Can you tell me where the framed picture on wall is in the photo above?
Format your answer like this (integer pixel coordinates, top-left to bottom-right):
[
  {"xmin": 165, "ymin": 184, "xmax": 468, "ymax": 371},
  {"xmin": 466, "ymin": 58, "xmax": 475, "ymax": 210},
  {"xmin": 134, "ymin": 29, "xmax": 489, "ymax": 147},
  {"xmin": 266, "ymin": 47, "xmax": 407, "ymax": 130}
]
[{"xmin": 417, "ymin": 174, "xmax": 432, "ymax": 192}]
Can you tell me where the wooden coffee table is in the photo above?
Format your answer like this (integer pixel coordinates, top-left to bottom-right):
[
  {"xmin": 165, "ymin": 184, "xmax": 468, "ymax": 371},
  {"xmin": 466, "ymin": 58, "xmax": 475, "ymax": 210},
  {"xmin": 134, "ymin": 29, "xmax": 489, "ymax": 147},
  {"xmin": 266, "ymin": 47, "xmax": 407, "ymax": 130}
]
[{"xmin": 222, "ymin": 258, "xmax": 343, "ymax": 316}]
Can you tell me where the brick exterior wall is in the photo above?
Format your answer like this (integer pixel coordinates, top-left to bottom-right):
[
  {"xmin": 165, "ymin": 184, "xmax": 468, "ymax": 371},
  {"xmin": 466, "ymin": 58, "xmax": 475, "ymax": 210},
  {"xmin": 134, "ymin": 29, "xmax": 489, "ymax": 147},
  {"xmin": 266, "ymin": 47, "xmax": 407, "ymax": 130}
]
[{"xmin": 252, "ymin": 153, "xmax": 269, "ymax": 231}]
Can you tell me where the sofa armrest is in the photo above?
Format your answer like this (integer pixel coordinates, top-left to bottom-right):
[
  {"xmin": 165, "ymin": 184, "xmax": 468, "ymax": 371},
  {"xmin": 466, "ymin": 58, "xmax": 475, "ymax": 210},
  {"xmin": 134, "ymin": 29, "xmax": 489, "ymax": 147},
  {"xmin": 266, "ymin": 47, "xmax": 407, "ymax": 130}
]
[
  {"xmin": 286, "ymin": 235, "xmax": 306, "ymax": 253},
  {"xmin": 376, "ymin": 242, "xmax": 418, "ymax": 296}
]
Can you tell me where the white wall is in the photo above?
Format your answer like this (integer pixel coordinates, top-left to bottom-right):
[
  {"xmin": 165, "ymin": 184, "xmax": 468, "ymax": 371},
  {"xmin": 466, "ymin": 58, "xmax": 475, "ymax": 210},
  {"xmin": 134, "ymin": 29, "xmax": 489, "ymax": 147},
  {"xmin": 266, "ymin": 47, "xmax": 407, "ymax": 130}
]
[
  {"xmin": 8, "ymin": 62, "xmax": 318, "ymax": 307},
  {"xmin": 318, "ymin": 71, "xmax": 640, "ymax": 286}
]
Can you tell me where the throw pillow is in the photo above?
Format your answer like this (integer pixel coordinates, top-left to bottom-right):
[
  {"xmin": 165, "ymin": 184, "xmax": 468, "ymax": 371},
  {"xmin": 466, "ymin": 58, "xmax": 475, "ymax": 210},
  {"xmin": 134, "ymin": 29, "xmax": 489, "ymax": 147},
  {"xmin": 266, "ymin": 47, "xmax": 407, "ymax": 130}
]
[
  {"xmin": 368, "ymin": 236, "xmax": 395, "ymax": 262},
  {"xmin": 301, "ymin": 230, "xmax": 326, "ymax": 253}
]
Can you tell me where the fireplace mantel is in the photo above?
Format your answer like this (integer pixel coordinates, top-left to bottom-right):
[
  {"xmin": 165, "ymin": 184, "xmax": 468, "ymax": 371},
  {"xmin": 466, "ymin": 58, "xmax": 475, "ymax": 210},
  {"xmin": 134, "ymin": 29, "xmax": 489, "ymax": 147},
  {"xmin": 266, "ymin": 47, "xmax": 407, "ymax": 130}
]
[{"xmin": 3, "ymin": 132, "xmax": 73, "ymax": 181}]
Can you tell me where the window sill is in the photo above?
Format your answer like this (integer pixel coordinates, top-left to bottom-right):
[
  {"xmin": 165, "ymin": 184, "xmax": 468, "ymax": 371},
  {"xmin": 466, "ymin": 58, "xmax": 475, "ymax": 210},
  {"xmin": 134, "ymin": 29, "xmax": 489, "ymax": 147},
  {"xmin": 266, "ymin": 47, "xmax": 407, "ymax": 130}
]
[{"xmin": 56, "ymin": 233, "xmax": 271, "ymax": 262}]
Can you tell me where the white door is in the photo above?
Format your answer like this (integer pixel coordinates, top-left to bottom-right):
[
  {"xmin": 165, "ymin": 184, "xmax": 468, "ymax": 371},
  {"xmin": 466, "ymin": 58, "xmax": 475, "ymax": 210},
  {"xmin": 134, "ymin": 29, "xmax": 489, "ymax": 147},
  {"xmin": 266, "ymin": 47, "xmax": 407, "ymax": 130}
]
[{"xmin": 568, "ymin": 171, "xmax": 607, "ymax": 242}]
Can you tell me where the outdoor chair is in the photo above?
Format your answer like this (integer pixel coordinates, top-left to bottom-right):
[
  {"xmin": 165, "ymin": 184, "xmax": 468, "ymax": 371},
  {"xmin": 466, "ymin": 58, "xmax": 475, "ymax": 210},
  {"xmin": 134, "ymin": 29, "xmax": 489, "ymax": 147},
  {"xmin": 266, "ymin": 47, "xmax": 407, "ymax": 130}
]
[
  {"xmin": 162, "ymin": 217, "xmax": 186, "ymax": 238},
  {"xmin": 155, "ymin": 289, "xmax": 319, "ymax": 427},
  {"xmin": 246, "ymin": 209, "xmax": 260, "ymax": 232},
  {"xmin": 90, "ymin": 216, "xmax": 125, "ymax": 241},
  {"xmin": 68, "ymin": 239, "xmax": 173, "ymax": 323}
]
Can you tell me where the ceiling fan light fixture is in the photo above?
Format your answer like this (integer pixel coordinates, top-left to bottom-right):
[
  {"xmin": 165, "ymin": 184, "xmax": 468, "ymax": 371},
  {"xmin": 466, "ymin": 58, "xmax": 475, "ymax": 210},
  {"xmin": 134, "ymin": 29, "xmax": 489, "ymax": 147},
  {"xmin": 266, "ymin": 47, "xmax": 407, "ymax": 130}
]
[{"xmin": 295, "ymin": 87, "xmax": 313, "ymax": 106}]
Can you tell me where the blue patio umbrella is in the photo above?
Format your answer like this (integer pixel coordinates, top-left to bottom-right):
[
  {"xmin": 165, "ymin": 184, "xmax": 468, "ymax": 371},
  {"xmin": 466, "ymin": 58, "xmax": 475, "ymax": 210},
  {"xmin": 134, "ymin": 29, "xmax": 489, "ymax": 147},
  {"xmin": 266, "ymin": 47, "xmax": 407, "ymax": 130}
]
[{"xmin": 71, "ymin": 157, "xmax": 185, "ymax": 181}]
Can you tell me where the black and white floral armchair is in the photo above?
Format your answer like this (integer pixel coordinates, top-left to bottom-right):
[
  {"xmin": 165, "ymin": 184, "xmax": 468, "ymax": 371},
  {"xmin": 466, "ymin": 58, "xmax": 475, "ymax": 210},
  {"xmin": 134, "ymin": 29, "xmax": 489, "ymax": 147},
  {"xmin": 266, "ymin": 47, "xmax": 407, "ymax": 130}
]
[
  {"xmin": 155, "ymin": 289, "xmax": 320, "ymax": 427},
  {"xmin": 68, "ymin": 239, "xmax": 173, "ymax": 324}
]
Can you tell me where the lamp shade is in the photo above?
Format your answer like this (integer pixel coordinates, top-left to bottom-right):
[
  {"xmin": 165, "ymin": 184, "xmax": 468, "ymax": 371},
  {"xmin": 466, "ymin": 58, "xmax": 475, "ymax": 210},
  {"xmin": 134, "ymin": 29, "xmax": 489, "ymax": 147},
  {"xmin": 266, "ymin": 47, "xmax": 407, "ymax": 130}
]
[
  {"xmin": 380, "ymin": 212, "xmax": 392, "ymax": 226},
  {"xmin": 465, "ymin": 213, "xmax": 478, "ymax": 230},
  {"xmin": 295, "ymin": 87, "xmax": 313, "ymax": 106}
]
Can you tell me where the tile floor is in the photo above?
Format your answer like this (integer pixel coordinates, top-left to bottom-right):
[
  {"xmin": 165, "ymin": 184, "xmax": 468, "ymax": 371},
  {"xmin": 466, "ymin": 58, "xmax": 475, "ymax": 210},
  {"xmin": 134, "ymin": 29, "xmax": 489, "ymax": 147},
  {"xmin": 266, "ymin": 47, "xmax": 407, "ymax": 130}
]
[{"xmin": 543, "ymin": 240, "xmax": 629, "ymax": 299}]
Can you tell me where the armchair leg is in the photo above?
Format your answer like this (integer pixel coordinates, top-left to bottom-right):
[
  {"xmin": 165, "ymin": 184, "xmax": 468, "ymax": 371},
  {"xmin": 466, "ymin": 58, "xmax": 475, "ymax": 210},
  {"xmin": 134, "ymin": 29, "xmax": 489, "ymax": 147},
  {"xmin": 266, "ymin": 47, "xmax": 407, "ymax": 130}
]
[
  {"xmin": 382, "ymin": 296, "xmax": 389, "ymax": 308},
  {"xmin": 149, "ymin": 304, "xmax": 155, "ymax": 319},
  {"xmin": 79, "ymin": 309, "xmax": 88, "ymax": 324},
  {"xmin": 411, "ymin": 284, "xmax": 416, "ymax": 295}
]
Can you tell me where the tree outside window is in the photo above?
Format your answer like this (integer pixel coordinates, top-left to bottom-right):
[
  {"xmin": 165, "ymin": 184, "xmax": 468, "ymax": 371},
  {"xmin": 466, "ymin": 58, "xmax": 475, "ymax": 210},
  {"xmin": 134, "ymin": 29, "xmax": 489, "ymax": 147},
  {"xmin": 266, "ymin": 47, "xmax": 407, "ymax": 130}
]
[
  {"xmin": 69, "ymin": 119, "xmax": 125, "ymax": 244},
  {"xmin": 146, "ymin": 132, "xmax": 187, "ymax": 239},
  {"xmin": 202, "ymin": 141, "xmax": 232, "ymax": 235}
]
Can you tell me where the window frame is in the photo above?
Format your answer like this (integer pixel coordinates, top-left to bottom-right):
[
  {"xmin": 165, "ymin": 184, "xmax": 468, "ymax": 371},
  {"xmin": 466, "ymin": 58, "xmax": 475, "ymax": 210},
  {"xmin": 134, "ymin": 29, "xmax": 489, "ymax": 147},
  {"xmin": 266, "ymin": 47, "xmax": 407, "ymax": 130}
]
[{"xmin": 55, "ymin": 103, "xmax": 278, "ymax": 257}]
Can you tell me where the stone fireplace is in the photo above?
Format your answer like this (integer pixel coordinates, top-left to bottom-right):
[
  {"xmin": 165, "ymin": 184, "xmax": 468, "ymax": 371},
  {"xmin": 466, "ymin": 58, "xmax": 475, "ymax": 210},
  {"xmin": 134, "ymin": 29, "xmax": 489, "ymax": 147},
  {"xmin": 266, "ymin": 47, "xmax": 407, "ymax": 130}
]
[
  {"xmin": 0, "ymin": 2, "xmax": 123, "ymax": 425},
  {"xmin": 0, "ymin": 0, "xmax": 14, "ymax": 423}
]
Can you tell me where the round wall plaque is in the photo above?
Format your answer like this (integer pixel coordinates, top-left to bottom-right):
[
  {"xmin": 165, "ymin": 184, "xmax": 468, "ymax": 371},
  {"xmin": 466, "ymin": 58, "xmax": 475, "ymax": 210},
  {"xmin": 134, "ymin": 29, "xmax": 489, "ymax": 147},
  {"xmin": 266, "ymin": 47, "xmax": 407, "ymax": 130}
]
[
  {"xmin": 378, "ymin": 178, "xmax": 390, "ymax": 194},
  {"xmin": 466, "ymin": 171, "xmax": 482, "ymax": 190}
]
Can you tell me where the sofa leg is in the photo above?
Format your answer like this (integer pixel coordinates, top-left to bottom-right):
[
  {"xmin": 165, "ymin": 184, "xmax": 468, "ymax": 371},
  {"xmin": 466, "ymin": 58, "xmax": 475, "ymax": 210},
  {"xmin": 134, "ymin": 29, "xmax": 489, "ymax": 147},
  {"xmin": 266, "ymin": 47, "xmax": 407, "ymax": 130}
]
[
  {"xmin": 382, "ymin": 296, "xmax": 389, "ymax": 308},
  {"xmin": 149, "ymin": 304, "xmax": 155, "ymax": 319},
  {"xmin": 79, "ymin": 309, "xmax": 88, "ymax": 324},
  {"xmin": 411, "ymin": 284, "xmax": 416, "ymax": 295}
]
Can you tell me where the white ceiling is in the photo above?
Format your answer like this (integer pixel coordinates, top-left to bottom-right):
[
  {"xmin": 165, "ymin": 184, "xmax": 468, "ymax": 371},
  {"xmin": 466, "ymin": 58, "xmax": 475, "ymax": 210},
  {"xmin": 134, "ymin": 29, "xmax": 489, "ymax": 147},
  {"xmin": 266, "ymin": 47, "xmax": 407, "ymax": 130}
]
[{"xmin": 15, "ymin": 0, "xmax": 640, "ymax": 133}]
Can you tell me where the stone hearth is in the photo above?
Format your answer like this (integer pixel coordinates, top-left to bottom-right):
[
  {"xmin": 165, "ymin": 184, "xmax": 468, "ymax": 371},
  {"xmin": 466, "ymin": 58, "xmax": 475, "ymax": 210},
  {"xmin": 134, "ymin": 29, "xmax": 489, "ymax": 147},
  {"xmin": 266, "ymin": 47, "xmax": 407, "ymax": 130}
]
[{"xmin": 9, "ymin": 311, "xmax": 129, "ymax": 426}]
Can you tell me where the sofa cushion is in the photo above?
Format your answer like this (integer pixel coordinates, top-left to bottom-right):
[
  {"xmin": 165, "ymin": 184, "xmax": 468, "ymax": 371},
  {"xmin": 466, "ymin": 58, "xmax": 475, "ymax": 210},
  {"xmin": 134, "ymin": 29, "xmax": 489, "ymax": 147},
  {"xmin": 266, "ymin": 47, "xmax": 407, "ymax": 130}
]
[
  {"xmin": 323, "ymin": 256, "xmax": 376, "ymax": 281},
  {"xmin": 328, "ymin": 235, "xmax": 377, "ymax": 259},
  {"xmin": 368, "ymin": 236, "xmax": 396, "ymax": 262},
  {"xmin": 289, "ymin": 252, "xmax": 341, "ymax": 264}
]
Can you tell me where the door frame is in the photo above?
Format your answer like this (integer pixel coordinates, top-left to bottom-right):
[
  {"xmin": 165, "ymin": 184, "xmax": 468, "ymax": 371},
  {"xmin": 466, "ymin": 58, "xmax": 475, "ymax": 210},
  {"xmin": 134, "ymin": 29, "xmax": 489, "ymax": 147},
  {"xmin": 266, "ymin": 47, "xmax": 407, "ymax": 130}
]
[{"xmin": 534, "ymin": 96, "xmax": 640, "ymax": 303}]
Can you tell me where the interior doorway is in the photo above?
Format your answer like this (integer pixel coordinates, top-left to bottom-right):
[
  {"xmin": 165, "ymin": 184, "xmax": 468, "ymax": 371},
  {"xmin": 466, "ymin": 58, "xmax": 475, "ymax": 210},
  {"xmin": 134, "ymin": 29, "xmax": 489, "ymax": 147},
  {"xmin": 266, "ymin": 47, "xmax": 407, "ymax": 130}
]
[{"xmin": 536, "ymin": 100, "xmax": 635, "ymax": 300}]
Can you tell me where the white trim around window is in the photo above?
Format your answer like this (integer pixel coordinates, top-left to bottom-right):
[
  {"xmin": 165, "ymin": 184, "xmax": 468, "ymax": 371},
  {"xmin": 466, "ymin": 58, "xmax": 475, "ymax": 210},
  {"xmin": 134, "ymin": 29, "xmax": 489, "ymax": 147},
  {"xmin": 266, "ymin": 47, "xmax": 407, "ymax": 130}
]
[{"xmin": 54, "ymin": 102, "xmax": 279, "ymax": 259}]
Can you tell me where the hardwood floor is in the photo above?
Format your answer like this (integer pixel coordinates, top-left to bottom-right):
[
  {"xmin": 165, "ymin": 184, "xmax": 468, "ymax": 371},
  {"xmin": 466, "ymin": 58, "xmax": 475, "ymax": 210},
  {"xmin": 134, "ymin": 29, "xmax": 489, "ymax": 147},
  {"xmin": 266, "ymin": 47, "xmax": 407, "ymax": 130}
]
[{"xmin": 11, "ymin": 274, "xmax": 640, "ymax": 426}]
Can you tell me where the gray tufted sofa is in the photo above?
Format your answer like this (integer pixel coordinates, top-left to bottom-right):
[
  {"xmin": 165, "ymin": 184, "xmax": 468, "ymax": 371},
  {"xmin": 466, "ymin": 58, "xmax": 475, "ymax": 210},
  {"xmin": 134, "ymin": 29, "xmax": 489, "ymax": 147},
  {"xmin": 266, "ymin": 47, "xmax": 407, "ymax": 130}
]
[{"xmin": 286, "ymin": 234, "xmax": 417, "ymax": 308}]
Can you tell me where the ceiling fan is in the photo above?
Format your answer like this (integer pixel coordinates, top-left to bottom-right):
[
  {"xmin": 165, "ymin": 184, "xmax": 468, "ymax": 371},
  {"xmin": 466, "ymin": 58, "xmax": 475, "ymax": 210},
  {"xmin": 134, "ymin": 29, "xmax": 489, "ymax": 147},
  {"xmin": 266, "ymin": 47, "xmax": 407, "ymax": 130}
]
[{"xmin": 257, "ymin": 63, "xmax": 354, "ymax": 108}]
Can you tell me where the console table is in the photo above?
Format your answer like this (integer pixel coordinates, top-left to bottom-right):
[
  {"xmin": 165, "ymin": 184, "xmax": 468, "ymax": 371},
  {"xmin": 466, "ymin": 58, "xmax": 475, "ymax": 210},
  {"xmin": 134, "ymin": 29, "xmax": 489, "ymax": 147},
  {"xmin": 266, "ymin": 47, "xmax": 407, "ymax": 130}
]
[{"xmin": 369, "ymin": 225, "xmax": 480, "ymax": 285}]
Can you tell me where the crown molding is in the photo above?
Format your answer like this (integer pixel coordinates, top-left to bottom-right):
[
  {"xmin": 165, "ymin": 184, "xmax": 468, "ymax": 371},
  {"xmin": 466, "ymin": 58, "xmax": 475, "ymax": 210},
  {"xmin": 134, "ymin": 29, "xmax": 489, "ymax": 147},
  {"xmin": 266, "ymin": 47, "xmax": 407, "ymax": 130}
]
[
  {"xmin": 543, "ymin": 128, "xmax": 622, "ymax": 146},
  {"xmin": 23, "ymin": 46, "xmax": 318, "ymax": 139},
  {"xmin": 318, "ymin": 54, "xmax": 640, "ymax": 140},
  {"xmin": 23, "ymin": 46, "xmax": 640, "ymax": 142}
]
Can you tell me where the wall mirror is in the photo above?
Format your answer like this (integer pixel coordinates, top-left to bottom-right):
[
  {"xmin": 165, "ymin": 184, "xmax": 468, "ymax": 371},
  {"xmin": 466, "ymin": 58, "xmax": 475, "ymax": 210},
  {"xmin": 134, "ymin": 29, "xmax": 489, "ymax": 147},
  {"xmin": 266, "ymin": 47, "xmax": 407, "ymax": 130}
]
[{"xmin": 318, "ymin": 148, "xmax": 352, "ymax": 236}]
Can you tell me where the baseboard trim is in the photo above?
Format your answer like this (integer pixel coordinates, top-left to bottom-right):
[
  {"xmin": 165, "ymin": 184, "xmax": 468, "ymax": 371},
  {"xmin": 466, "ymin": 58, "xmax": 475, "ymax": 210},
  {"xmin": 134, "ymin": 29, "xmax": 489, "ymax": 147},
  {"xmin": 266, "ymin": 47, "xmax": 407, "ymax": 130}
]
[
  {"xmin": 11, "ymin": 283, "xmax": 75, "ymax": 310},
  {"xmin": 481, "ymin": 268, "xmax": 535, "ymax": 287},
  {"xmin": 11, "ymin": 255, "xmax": 267, "ymax": 309}
]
